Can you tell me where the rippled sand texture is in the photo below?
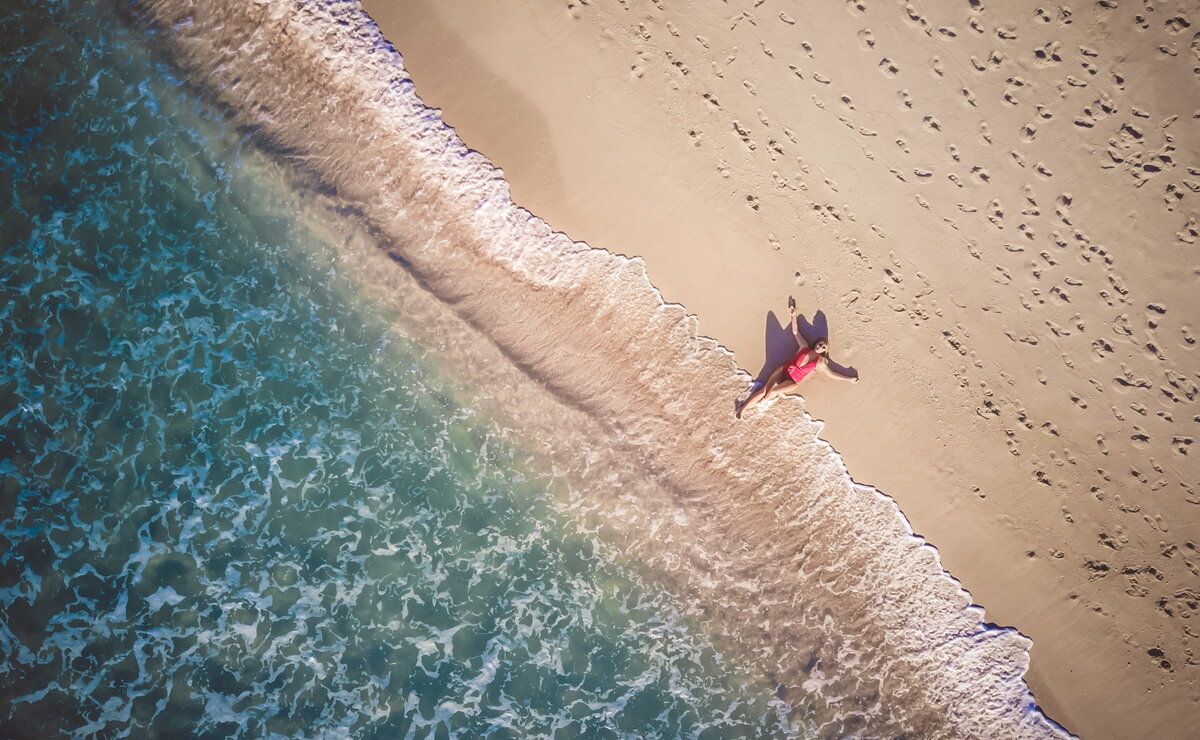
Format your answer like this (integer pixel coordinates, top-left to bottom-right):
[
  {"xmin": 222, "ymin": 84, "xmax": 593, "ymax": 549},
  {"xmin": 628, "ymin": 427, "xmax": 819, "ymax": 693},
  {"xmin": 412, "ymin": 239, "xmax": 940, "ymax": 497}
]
[
  {"xmin": 128, "ymin": 0, "xmax": 1094, "ymax": 737},
  {"xmin": 361, "ymin": 1, "xmax": 1199, "ymax": 738}
]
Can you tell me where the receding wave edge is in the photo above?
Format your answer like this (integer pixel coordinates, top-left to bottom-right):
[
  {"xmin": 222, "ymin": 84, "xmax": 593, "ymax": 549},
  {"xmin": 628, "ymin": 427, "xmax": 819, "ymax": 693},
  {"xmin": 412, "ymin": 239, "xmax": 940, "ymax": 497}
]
[{"xmin": 128, "ymin": 1, "xmax": 1073, "ymax": 737}]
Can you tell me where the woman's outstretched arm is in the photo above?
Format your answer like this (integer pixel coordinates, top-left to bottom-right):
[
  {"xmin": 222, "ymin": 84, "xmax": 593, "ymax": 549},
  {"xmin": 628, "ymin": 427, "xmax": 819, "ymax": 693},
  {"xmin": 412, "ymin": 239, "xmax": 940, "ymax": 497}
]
[
  {"xmin": 788, "ymin": 304, "xmax": 809, "ymax": 349},
  {"xmin": 820, "ymin": 361, "xmax": 859, "ymax": 384}
]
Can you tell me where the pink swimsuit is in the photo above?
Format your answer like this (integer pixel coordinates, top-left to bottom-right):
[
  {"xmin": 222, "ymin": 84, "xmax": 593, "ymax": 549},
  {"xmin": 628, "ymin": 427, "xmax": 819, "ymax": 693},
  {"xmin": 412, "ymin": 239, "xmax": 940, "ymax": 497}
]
[{"xmin": 785, "ymin": 348, "xmax": 819, "ymax": 383}]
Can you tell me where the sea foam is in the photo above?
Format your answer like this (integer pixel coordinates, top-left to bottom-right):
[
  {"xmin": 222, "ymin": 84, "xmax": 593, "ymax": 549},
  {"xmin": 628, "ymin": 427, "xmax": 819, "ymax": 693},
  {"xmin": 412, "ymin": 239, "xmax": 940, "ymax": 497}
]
[{"xmin": 129, "ymin": 1, "xmax": 1074, "ymax": 736}]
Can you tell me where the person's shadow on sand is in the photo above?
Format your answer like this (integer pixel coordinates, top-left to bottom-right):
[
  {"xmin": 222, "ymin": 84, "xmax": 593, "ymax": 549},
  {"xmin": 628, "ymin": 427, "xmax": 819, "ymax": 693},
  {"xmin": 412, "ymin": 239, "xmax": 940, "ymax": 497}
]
[{"xmin": 751, "ymin": 308, "xmax": 857, "ymax": 386}]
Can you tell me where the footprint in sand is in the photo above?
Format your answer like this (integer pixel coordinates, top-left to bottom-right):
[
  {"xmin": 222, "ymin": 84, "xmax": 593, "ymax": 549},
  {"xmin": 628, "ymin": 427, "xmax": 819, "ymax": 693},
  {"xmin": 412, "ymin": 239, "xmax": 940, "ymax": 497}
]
[
  {"xmin": 1164, "ymin": 15, "xmax": 1192, "ymax": 34},
  {"xmin": 1033, "ymin": 41, "xmax": 1063, "ymax": 66},
  {"xmin": 665, "ymin": 51, "xmax": 688, "ymax": 75},
  {"xmin": 987, "ymin": 198, "xmax": 1005, "ymax": 224},
  {"xmin": 903, "ymin": 4, "xmax": 927, "ymax": 29},
  {"xmin": 1055, "ymin": 192, "xmax": 1073, "ymax": 223},
  {"xmin": 732, "ymin": 120, "xmax": 757, "ymax": 151},
  {"xmin": 630, "ymin": 53, "xmax": 648, "ymax": 78},
  {"xmin": 858, "ymin": 28, "xmax": 876, "ymax": 49},
  {"xmin": 1175, "ymin": 217, "xmax": 1198, "ymax": 244},
  {"xmin": 771, "ymin": 172, "xmax": 799, "ymax": 191}
]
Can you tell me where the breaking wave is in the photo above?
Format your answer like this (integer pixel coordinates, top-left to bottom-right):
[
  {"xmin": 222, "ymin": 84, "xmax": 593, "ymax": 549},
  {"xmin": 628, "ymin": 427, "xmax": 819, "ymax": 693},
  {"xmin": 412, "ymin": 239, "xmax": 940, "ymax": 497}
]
[{"xmin": 125, "ymin": 1, "xmax": 1072, "ymax": 737}]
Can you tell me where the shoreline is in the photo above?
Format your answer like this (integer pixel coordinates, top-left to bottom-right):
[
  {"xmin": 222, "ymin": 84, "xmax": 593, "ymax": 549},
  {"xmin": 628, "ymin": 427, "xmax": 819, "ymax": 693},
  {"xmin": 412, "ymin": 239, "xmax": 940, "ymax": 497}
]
[{"xmin": 362, "ymin": 1, "xmax": 1199, "ymax": 738}]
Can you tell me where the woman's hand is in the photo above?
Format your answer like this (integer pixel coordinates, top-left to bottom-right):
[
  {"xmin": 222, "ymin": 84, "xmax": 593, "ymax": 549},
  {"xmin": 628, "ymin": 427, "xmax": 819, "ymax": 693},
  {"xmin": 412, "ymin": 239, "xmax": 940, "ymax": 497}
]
[{"xmin": 788, "ymin": 304, "xmax": 797, "ymax": 317}]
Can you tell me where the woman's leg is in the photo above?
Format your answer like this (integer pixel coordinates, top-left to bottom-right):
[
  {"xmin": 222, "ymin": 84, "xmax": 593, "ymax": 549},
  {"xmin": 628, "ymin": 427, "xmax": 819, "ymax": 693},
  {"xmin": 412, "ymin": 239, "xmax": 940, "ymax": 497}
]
[
  {"xmin": 764, "ymin": 377, "xmax": 799, "ymax": 400},
  {"xmin": 737, "ymin": 365, "xmax": 786, "ymax": 417}
]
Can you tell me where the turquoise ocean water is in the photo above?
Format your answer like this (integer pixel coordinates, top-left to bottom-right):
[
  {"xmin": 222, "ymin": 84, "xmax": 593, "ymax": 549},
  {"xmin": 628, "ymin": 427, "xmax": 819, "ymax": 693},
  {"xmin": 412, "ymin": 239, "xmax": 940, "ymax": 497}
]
[{"xmin": 0, "ymin": 3, "xmax": 791, "ymax": 737}]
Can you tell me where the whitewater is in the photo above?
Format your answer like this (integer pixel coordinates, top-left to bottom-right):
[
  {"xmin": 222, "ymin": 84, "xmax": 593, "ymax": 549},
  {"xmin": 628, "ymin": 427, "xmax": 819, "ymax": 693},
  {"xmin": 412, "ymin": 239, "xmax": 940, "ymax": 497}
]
[{"xmin": 1, "ymin": 0, "xmax": 1074, "ymax": 737}]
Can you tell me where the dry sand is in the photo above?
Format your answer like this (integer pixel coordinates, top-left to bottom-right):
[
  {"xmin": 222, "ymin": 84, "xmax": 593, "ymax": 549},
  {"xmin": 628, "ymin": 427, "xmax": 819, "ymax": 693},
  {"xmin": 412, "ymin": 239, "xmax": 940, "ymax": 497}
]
[{"xmin": 361, "ymin": 1, "xmax": 1199, "ymax": 737}]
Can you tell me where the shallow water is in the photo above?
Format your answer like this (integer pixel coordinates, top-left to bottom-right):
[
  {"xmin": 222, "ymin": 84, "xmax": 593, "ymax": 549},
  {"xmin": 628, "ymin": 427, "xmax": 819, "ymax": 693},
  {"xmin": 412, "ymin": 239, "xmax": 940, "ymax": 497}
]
[{"xmin": 0, "ymin": 3, "xmax": 794, "ymax": 737}]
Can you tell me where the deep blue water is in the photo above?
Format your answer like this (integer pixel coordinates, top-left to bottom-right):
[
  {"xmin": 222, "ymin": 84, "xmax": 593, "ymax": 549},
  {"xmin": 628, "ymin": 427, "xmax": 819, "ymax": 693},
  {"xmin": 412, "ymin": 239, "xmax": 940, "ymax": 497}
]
[{"xmin": 0, "ymin": 2, "xmax": 790, "ymax": 737}]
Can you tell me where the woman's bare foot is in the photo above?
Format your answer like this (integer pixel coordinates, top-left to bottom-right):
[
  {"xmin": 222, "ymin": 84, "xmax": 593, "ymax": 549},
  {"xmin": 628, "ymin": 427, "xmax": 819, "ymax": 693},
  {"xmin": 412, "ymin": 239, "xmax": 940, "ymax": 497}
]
[{"xmin": 735, "ymin": 383, "xmax": 762, "ymax": 419}]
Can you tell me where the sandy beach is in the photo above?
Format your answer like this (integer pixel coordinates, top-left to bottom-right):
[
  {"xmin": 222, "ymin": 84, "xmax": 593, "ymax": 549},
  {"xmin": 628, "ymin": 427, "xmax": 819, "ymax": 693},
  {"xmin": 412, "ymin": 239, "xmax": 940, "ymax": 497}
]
[{"xmin": 362, "ymin": 1, "xmax": 1199, "ymax": 737}]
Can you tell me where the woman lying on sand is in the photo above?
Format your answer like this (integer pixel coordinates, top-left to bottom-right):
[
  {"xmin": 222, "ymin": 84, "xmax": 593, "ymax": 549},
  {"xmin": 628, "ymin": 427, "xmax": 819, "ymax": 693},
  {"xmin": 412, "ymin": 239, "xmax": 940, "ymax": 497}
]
[{"xmin": 736, "ymin": 303, "xmax": 858, "ymax": 418}]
